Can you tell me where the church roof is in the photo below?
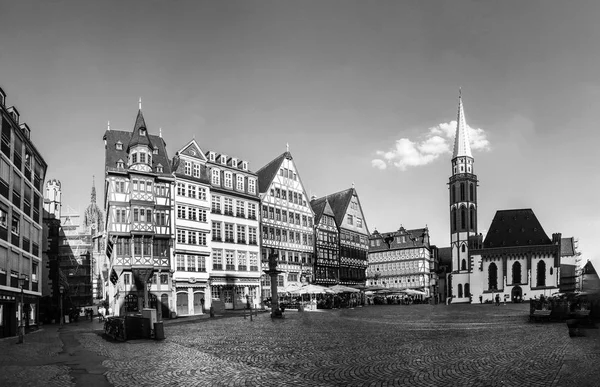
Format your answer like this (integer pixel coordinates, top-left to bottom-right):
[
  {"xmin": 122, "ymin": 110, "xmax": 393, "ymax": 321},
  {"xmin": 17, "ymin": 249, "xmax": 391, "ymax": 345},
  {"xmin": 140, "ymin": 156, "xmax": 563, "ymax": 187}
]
[
  {"xmin": 452, "ymin": 91, "xmax": 473, "ymax": 159},
  {"xmin": 483, "ymin": 209, "xmax": 552, "ymax": 248},
  {"xmin": 256, "ymin": 151, "xmax": 291, "ymax": 194}
]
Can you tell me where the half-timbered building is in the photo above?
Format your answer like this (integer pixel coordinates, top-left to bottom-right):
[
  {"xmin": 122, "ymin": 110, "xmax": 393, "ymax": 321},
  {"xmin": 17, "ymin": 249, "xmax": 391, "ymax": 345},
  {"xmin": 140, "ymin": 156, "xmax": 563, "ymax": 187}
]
[
  {"xmin": 310, "ymin": 197, "xmax": 339, "ymax": 286},
  {"xmin": 256, "ymin": 148, "xmax": 314, "ymax": 300},
  {"xmin": 103, "ymin": 105, "xmax": 174, "ymax": 318}
]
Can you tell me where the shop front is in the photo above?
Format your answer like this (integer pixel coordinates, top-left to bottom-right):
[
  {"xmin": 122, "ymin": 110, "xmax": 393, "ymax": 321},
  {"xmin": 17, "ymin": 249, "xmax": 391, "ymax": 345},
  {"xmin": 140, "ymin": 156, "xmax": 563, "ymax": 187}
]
[
  {"xmin": 0, "ymin": 289, "xmax": 38, "ymax": 338},
  {"xmin": 208, "ymin": 276, "xmax": 260, "ymax": 311}
]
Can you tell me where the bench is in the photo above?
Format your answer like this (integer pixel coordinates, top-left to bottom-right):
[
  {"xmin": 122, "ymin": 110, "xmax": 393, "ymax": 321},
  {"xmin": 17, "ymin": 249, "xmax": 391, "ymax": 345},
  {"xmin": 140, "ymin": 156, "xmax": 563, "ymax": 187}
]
[{"xmin": 530, "ymin": 309, "xmax": 552, "ymax": 323}]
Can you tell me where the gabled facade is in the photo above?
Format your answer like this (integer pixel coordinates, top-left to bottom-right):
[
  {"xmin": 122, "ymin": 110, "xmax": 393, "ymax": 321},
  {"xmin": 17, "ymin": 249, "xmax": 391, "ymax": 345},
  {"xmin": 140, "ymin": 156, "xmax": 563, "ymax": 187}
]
[
  {"xmin": 310, "ymin": 197, "xmax": 339, "ymax": 285},
  {"xmin": 314, "ymin": 187, "xmax": 370, "ymax": 285},
  {"xmin": 0, "ymin": 86, "xmax": 47, "ymax": 337},
  {"xmin": 257, "ymin": 150, "xmax": 314, "ymax": 300},
  {"xmin": 171, "ymin": 140, "xmax": 211, "ymax": 316},
  {"xmin": 467, "ymin": 209, "xmax": 561, "ymax": 303},
  {"xmin": 206, "ymin": 149, "xmax": 260, "ymax": 310},
  {"xmin": 103, "ymin": 107, "xmax": 174, "ymax": 318},
  {"xmin": 367, "ymin": 227, "xmax": 435, "ymax": 297}
]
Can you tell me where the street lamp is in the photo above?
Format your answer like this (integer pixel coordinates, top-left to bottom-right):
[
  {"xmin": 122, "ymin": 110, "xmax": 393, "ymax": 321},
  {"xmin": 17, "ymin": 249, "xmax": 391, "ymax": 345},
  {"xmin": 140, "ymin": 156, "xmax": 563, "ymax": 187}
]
[
  {"xmin": 17, "ymin": 274, "xmax": 26, "ymax": 344},
  {"xmin": 59, "ymin": 285, "xmax": 64, "ymax": 326},
  {"xmin": 145, "ymin": 281, "xmax": 152, "ymax": 309}
]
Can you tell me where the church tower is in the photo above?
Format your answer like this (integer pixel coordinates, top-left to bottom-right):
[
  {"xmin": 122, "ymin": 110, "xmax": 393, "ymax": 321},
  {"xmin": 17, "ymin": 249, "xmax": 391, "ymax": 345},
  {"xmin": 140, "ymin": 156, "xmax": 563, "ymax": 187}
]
[{"xmin": 448, "ymin": 90, "xmax": 478, "ymax": 301}]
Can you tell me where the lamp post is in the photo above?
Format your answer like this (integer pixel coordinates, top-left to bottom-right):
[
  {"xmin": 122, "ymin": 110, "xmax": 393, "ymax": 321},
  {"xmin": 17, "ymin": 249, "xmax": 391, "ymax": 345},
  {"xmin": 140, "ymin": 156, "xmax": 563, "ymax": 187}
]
[
  {"xmin": 59, "ymin": 285, "xmax": 64, "ymax": 326},
  {"xmin": 145, "ymin": 281, "xmax": 151, "ymax": 309},
  {"xmin": 17, "ymin": 274, "xmax": 26, "ymax": 344}
]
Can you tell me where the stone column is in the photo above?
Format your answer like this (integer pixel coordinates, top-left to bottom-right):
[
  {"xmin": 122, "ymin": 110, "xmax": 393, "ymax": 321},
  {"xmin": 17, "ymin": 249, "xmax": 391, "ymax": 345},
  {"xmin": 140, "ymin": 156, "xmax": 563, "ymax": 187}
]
[{"xmin": 263, "ymin": 248, "xmax": 283, "ymax": 318}]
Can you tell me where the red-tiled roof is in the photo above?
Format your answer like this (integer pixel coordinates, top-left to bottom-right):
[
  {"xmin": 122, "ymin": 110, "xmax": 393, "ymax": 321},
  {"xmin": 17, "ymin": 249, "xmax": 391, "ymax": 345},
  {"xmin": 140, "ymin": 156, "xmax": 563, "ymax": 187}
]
[{"xmin": 483, "ymin": 209, "xmax": 551, "ymax": 248}]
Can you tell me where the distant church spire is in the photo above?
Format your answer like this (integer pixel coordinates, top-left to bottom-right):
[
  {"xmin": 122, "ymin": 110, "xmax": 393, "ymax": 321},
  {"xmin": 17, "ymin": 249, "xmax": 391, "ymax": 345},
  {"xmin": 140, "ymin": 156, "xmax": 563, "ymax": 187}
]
[
  {"xmin": 139, "ymin": 97, "xmax": 142, "ymax": 110},
  {"xmin": 452, "ymin": 89, "xmax": 473, "ymax": 159},
  {"xmin": 91, "ymin": 175, "xmax": 96, "ymax": 203}
]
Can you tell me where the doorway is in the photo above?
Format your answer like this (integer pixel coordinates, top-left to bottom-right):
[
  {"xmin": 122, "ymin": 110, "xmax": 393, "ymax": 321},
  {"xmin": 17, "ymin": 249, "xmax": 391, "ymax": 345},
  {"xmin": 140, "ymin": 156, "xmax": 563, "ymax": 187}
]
[
  {"xmin": 176, "ymin": 292, "xmax": 188, "ymax": 316},
  {"xmin": 193, "ymin": 292, "xmax": 204, "ymax": 315},
  {"xmin": 160, "ymin": 294, "xmax": 169, "ymax": 319},
  {"xmin": 511, "ymin": 285, "xmax": 523, "ymax": 303},
  {"xmin": 223, "ymin": 289, "xmax": 234, "ymax": 309}
]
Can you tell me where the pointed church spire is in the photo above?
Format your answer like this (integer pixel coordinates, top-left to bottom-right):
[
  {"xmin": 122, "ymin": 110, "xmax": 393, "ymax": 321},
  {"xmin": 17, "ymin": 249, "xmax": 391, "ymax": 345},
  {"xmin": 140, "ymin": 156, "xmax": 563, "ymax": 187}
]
[
  {"xmin": 452, "ymin": 89, "xmax": 473, "ymax": 159},
  {"xmin": 91, "ymin": 176, "xmax": 96, "ymax": 203},
  {"xmin": 139, "ymin": 97, "xmax": 142, "ymax": 110}
]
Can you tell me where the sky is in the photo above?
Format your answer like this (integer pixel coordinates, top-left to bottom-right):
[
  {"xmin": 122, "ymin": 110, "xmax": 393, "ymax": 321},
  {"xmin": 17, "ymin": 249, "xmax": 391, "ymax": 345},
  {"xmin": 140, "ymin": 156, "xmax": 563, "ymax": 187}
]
[{"xmin": 1, "ymin": 0, "xmax": 598, "ymax": 271}]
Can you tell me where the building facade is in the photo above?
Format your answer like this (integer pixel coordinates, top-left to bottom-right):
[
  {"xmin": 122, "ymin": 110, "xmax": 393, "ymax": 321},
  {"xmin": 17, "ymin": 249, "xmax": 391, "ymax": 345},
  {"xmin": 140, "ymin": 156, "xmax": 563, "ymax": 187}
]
[
  {"xmin": 171, "ymin": 140, "xmax": 211, "ymax": 316},
  {"xmin": 257, "ymin": 150, "xmax": 314, "ymax": 299},
  {"xmin": 0, "ymin": 86, "xmax": 48, "ymax": 337},
  {"xmin": 310, "ymin": 197, "xmax": 339, "ymax": 286},
  {"xmin": 367, "ymin": 227, "xmax": 435, "ymax": 297},
  {"xmin": 559, "ymin": 237, "xmax": 582, "ymax": 293},
  {"xmin": 103, "ymin": 107, "xmax": 174, "ymax": 318},
  {"xmin": 206, "ymin": 149, "xmax": 260, "ymax": 310}
]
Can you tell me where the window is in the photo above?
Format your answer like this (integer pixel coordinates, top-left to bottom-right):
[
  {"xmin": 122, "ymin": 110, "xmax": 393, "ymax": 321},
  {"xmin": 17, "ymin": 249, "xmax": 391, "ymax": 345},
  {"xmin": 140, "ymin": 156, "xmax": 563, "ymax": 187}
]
[
  {"xmin": 269, "ymin": 207, "xmax": 274, "ymax": 220},
  {"xmin": 193, "ymin": 163, "xmax": 200, "ymax": 178},
  {"xmin": 224, "ymin": 172, "xmax": 232, "ymax": 188},
  {"xmin": 248, "ymin": 179, "xmax": 256, "ymax": 194},
  {"xmin": 302, "ymin": 215, "xmax": 307, "ymax": 226},
  {"xmin": 211, "ymin": 195, "xmax": 221, "ymax": 213},
  {"xmin": 356, "ymin": 218, "xmax": 362, "ymax": 228},
  {"xmin": 237, "ymin": 225, "xmax": 246, "ymax": 243},
  {"xmin": 198, "ymin": 209, "xmax": 207, "ymax": 222},
  {"xmin": 347, "ymin": 215, "xmax": 353, "ymax": 225},
  {"xmin": 187, "ymin": 255, "xmax": 195, "ymax": 271},
  {"xmin": 140, "ymin": 152, "xmax": 146, "ymax": 164},
  {"xmin": 236, "ymin": 201, "xmax": 245, "ymax": 217},
  {"xmin": 177, "ymin": 229, "xmax": 186, "ymax": 244},
  {"xmin": 115, "ymin": 180, "xmax": 126, "ymax": 193},
  {"xmin": 282, "ymin": 210, "xmax": 287, "ymax": 223},
  {"xmin": 0, "ymin": 207, "xmax": 6, "ymax": 228},
  {"xmin": 225, "ymin": 250, "xmax": 235, "ymax": 270},
  {"xmin": 187, "ymin": 184, "xmax": 196, "ymax": 199},
  {"xmin": 198, "ymin": 187, "xmax": 207, "ymax": 200},
  {"xmin": 512, "ymin": 261, "xmax": 522, "ymax": 284},
  {"xmin": 461, "ymin": 208, "xmax": 466, "ymax": 229},
  {"xmin": 155, "ymin": 210, "xmax": 167, "ymax": 226},
  {"xmin": 236, "ymin": 175, "xmax": 244, "ymax": 191},
  {"xmin": 177, "ymin": 254, "xmax": 186, "ymax": 271},
  {"xmin": 224, "ymin": 223, "xmax": 234, "ymax": 242},
  {"xmin": 536, "ymin": 260, "xmax": 546, "ymax": 287},
  {"xmin": 248, "ymin": 203, "xmax": 256, "ymax": 219},
  {"xmin": 460, "ymin": 183, "xmax": 465, "ymax": 201},
  {"xmin": 469, "ymin": 183, "xmax": 474, "ymax": 202},
  {"xmin": 470, "ymin": 207, "xmax": 475, "ymax": 230},
  {"xmin": 276, "ymin": 209, "xmax": 281, "ymax": 221},
  {"xmin": 249, "ymin": 227, "xmax": 257, "ymax": 245},
  {"xmin": 212, "ymin": 221, "xmax": 221, "ymax": 241},
  {"xmin": 212, "ymin": 169, "xmax": 220, "ymax": 185},
  {"xmin": 224, "ymin": 198, "xmax": 233, "ymax": 215},
  {"xmin": 275, "ymin": 188, "xmax": 281, "ymax": 198},
  {"xmin": 177, "ymin": 205, "xmax": 186, "ymax": 219},
  {"xmin": 185, "ymin": 161, "xmax": 192, "ymax": 175},
  {"xmin": 237, "ymin": 251, "xmax": 247, "ymax": 270},
  {"xmin": 11, "ymin": 214, "xmax": 19, "ymax": 235},
  {"xmin": 188, "ymin": 207, "xmax": 197, "ymax": 221},
  {"xmin": 488, "ymin": 262, "xmax": 498, "ymax": 290},
  {"xmin": 461, "ymin": 259, "xmax": 466, "ymax": 271}
]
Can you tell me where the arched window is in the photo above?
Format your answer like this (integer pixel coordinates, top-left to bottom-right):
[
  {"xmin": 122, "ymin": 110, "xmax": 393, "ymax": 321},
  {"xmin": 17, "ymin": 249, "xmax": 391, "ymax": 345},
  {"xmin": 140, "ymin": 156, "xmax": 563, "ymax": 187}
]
[
  {"xmin": 460, "ymin": 183, "xmax": 465, "ymax": 201},
  {"xmin": 464, "ymin": 283, "xmax": 470, "ymax": 297},
  {"xmin": 469, "ymin": 183, "xmax": 474, "ymax": 201},
  {"xmin": 458, "ymin": 284, "xmax": 463, "ymax": 298},
  {"xmin": 536, "ymin": 260, "xmax": 546, "ymax": 287},
  {"xmin": 470, "ymin": 207, "xmax": 475, "ymax": 230},
  {"xmin": 461, "ymin": 259, "xmax": 467, "ymax": 271},
  {"xmin": 461, "ymin": 208, "xmax": 466, "ymax": 229},
  {"xmin": 488, "ymin": 262, "xmax": 498, "ymax": 290},
  {"xmin": 452, "ymin": 208, "xmax": 457, "ymax": 232},
  {"xmin": 550, "ymin": 267, "xmax": 553, "ymax": 275},
  {"xmin": 461, "ymin": 244, "xmax": 466, "ymax": 253},
  {"xmin": 452, "ymin": 185, "xmax": 456, "ymax": 203},
  {"xmin": 512, "ymin": 261, "xmax": 522, "ymax": 284}
]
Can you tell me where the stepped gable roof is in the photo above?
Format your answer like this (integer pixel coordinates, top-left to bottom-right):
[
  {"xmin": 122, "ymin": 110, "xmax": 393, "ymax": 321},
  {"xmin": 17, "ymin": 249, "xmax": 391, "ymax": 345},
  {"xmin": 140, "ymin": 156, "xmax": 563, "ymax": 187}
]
[
  {"xmin": 127, "ymin": 109, "xmax": 153, "ymax": 151},
  {"xmin": 438, "ymin": 247, "xmax": 452, "ymax": 266},
  {"xmin": 560, "ymin": 237, "xmax": 575, "ymax": 257},
  {"xmin": 368, "ymin": 227, "xmax": 430, "ymax": 252},
  {"xmin": 483, "ymin": 209, "xmax": 551, "ymax": 248},
  {"xmin": 320, "ymin": 187, "xmax": 354, "ymax": 227},
  {"xmin": 256, "ymin": 151, "xmax": 291, "ymax": 194},
  {"xmin": 103, "ymin": 129, "xmax": 172, "ymax": 176}
]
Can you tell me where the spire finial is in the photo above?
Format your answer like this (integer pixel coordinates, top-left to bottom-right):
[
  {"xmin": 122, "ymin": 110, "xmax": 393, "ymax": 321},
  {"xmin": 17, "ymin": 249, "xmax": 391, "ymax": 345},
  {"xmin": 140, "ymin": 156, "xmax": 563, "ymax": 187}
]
[
  {"xmin": 107, "ymin": 120, "xmax": 110, "ymax": 131},
  {"xmin": 159, "ymin": 127, "xmax": 162, "ymax": 138},
  {"xmin": 459, "ymin": 87, "xmax": 461, "ymax": 99},
  {"xmin": 452, "ymin": 89, "xmax": 473, "ymax": 159},
  {"xmin": 352, "ymin": 181, "xmax": 355, "ymax": 189},
  {"xmin": 91, "ymin": 175, "xmax": 96, "ymax": 203},
  {"xmin": 286, "ymin": 143, "xmax": 289, "ymax": 152},
  {"xmin": 139, "ymin": 97, "xmax": 142, "ymax": 110}
]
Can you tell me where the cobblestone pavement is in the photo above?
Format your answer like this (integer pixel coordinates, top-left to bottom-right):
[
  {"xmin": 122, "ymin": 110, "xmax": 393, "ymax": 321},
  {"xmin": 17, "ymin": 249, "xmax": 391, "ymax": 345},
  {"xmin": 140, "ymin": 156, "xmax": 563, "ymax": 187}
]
[{"xmin": 3, "ymin": 304, "xmax": 600, "ymax": 386}]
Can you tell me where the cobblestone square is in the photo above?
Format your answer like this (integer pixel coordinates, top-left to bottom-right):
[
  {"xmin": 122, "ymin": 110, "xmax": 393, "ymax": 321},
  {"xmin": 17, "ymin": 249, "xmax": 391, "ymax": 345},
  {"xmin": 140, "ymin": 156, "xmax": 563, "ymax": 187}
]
[{"xmin": 2, "ymin": 304, "xmax": 600, "ymax": 386}]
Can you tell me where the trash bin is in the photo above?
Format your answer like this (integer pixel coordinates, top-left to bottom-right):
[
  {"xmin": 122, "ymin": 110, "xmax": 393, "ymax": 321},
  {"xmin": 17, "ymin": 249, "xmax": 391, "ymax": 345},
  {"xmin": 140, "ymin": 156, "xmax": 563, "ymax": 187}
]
[{"xmin": 154, "ymin": 321, "xmax": 165, "ymax": 340}]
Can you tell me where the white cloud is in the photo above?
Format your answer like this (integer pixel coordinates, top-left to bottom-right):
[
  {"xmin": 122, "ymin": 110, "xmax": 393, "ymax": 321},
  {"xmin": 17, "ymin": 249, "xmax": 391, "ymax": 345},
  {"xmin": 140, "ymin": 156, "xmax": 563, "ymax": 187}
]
[{"xmin": 371, "ymin": 120, "xmax": 490, "ymax": 171}]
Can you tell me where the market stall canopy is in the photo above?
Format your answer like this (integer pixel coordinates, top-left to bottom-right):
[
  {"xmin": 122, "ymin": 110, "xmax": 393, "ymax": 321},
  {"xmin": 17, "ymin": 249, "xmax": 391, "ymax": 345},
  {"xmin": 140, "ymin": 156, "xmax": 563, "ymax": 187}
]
[
  {"xmin": 280, "ymin": 283, "xmax": 302, "ymax": 293},
  {"xmin": 366, "ymin": 286, "xmax": 387, "ymax": 292},
  {"xmin": 400, "ymin": 289, "xmax": 427, "ymax": 296},
  {"xmin": 295, "ymin": 284, "xmax": 336, "ymax": 294},
  {"xmin": 330, "ymin": 285, "xmax": 361, "ymax": 293}
]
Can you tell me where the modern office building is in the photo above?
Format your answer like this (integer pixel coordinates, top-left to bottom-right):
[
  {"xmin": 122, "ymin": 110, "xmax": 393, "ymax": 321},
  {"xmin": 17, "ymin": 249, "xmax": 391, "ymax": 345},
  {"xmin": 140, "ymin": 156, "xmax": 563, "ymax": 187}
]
[{"xmin": 0, "ymin": 86, "xmax": 48, "ymax": 337}]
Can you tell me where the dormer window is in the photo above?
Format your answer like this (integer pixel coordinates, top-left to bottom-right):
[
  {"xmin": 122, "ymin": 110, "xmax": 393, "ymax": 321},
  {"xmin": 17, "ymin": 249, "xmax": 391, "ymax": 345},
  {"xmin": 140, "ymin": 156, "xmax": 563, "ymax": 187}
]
[
  {"xmin": 232, "ymin": 158, "xmax": 238, "ymax": 168},
  {"xmin": 131, "ymin": 153, "xmax": 138, "ymax": 164},
  {"xmin": 140, "ymin": 153, "xmax": 146, "ymax": 164},
  {"xmin": 221, "ymin": 155, "xmax": 227, "ymax": 165},
  {"xmin": 140, "ymin": 128, "xmax": 146, "ymax": 136},
  {"xmin": 242, "ymin": 161, "xmax": 248, "ymax": 171},
  {"xmin": 157, "ymin": 163, "xmax": 163, "ymax": 173},
  {"xmin": 148, "ymin": 154, "xmax": 152, "ymax": 165},
  {"xmin": 117, "ymin": 159, "xmax": 124, "ymax": 169},
  {"xmin": 153, "ymin": 146, "xmax": 158, "ymax": 154},
  {"xmin": 116, "ymin": 141, "xmax": 123, "ymax": 150},
  {"xmin": 209, "ymin": 152, "xmax": 215, "ymax": 162}
]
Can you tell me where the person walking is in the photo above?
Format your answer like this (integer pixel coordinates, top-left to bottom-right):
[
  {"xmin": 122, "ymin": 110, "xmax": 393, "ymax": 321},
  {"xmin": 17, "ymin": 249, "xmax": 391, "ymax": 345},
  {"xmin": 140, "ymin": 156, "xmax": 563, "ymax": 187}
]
[{"xmin": 495, "ymin": 294, "xmax": 500, "ymax": 306}]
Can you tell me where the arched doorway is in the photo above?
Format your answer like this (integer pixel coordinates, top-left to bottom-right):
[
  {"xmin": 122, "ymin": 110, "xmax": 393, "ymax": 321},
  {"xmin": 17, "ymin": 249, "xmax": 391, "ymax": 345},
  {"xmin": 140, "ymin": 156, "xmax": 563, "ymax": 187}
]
[
  {"xmin": 511, "ymin": 285, "xmax": 522, "ymax": 303},
  {"xmin": 160, "ymin": 294, "xmax": 169, "ymax": 319},
  {"xmin": 193, "ymin": 292, "xmax": 204, "ymax": 314},
  {"xmin": 176, "ymin": 292, "xmax": 188, "ymax": 316},
  {"xmin": 458, "ymin": 284, "xmax": 463, "ymax": 298},
  {"xmin": 464, "ymin": 283, "xmax": 470, "ymax": 298}
]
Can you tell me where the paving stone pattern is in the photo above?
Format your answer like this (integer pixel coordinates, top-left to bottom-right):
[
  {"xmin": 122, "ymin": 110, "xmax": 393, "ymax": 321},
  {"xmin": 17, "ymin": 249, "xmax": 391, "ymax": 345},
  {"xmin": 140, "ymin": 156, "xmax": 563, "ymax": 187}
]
[{"xmin": 72, "ymin": 304, "xmax": 600, "ymax": 387}]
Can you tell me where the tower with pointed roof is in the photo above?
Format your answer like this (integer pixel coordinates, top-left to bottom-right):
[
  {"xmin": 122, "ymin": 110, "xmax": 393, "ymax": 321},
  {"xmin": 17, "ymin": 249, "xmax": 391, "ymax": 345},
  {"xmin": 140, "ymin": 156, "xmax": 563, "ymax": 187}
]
[{"xmin": 448, "ymin": 91, "xmax": 478, "ymax": 301}]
